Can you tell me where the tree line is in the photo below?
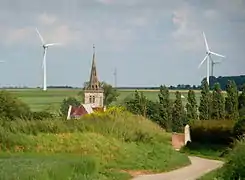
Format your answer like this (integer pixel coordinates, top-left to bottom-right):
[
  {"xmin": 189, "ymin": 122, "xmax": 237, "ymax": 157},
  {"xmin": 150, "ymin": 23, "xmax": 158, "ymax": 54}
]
[
  {"xmin": 124, "ymin": 80, "xmax": 245, "ymax": 133},
  {"xmin": 1, "ymin": 74, "xmax": 244, "ymax": 90}
]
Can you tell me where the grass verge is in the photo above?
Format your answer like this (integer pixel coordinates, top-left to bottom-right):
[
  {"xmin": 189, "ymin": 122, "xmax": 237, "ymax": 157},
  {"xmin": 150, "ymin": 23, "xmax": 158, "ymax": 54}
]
[{"xmin": 198, "ymin": 168, "xmax": 222, "ymax": 180}]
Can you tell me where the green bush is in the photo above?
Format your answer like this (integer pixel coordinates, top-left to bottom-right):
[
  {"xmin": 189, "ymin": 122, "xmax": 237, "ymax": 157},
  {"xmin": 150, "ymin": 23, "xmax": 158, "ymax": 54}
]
[
  {"xmin": 0, "ymin": 90, "xmax": 31, "ymax": 120},
  {"xmin": 189, "ymin": 120, "xmax": 236, "ymax": 145},
  {"xmin": 124, "ymin": 92, "xmax": 163, "ymax": 128},
  {"xmin": 221, "ymin": 140, "xmax": 245, "ymax": 179},
  {"xmin": 31, "ymin": 111, "xmax": 54, "ymax": 120},
  {"xmin": 59, "ymin": 97, "xmax": 81, "ymax": 117},
  {"xmin": 233, "ymin": 116, "xmax": 245, "ymax": 139},
  {"xmin": 239, "ymin": 107, "xmax": 245, "ymax": 117}
]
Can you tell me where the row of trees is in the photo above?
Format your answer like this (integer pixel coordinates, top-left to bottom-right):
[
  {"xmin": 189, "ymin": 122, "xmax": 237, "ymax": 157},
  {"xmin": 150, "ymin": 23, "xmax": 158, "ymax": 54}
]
[
  {"xmin": 198, "ymin": 80, "xmax": 244, "ymax": 121},
  {"xmin": 209, "ymin": 75, "xmax": 245, "ymax": 90},
  {"xmin": 124, "ymin": 80, "xmax": 245, "ymax": 133}
]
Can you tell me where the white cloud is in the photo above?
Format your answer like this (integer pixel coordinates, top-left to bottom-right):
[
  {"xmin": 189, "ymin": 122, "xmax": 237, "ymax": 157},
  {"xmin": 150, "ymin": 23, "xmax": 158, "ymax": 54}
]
[
  {"xmin": 203, "ymin": 9, "xmax": 221, "ymax": 21},
  {"xmin": 37, "ymin": 13, "xmax": 57, "ymax": 25},
  {"xmin": 42, "ymin": 25, "xmax": 80, "ymax": 45},
  {"xmin": 128, "ymin": 17, "xmax": 149, "ymax": 27},
  {"xmin": 171, "ymin": 5, "xmax": 204, "ymax": 51},
  {"xmin": 96, "ymin": 0, "xmax": 114, "ymax": 5},
  {"xmin": 4, "ymin": 27, "xmax": 34, "ymax": 46}
]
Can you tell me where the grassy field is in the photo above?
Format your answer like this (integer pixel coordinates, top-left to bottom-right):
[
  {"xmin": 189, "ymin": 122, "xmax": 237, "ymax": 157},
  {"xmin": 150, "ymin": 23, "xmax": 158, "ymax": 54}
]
[
  {"xmin": 0, "ymin": 110, "xmax": 190, "ymax": 179},
  {"xmin": 5, "ymin": 88, "xmax": 202, "ymax": 111}
]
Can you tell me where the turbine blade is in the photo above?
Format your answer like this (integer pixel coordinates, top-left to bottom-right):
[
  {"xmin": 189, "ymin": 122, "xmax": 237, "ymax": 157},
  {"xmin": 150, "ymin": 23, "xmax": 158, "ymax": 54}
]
[
  {"xmin": 198, "ymin": 55, "xmax": 208, "ymax": 69},
  {"xmin": 203, "ymin": 31, "xmax": 209, "ymax": 52},
  {"xmin": 210, "ymin": 55, "xmax": 223, "ymax": 64},
  {"xmin": 45, "ymin": 43, "xmax": 62, "ymax": 47},
  {"xmin": 210, "ymin": 51, "xmax": 225, "ymax": 58},
  {"xmin": 35, "ymin": 28, "xmax": 45, "ymax": 44}
]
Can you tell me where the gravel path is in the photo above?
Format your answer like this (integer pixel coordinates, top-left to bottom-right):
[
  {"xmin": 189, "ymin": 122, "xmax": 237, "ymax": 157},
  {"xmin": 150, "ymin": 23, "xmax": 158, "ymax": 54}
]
[{"xmin": 132, "ymin": 156, "xmax": 224, "ymax": 180}]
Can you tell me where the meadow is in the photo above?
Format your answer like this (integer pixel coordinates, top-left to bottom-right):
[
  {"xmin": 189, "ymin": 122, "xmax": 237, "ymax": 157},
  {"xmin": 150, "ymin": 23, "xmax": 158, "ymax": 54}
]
[
  {"xmin": 0, "ymin": 108, "xmax": 190, "ymax": 179},
  {"xmin": 6, "ymin": 88, "xmax": 202, "ymax": 112}
]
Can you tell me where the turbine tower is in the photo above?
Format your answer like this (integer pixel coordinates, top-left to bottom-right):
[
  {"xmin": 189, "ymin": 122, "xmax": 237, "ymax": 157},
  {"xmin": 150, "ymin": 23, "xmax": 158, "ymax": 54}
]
[
  {"xmin": 198, "ymin": 32, "xmax": 225, "ymax": 85},
  {"xmin": 210, "ymin": 58, "xmax": 222, "ymax": 77},
  {"xmin": 35, "ymin": 28, "xmax": 61, "ymax": 91}
]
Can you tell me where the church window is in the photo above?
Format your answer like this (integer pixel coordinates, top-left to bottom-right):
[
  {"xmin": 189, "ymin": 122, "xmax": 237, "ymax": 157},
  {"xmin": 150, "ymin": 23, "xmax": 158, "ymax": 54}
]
[
  {"xmin": 89, "ymin": 96, "xmax": 92, "ymax": 103},
  {"xmin": 93, "ymin": 96, "xmax": 95, "ymax": 103}
]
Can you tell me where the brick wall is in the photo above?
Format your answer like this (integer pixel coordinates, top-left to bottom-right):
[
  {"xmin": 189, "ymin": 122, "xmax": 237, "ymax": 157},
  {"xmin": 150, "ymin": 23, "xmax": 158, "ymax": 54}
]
[{"xmin": 172, "ymin": 133, "xmax": 185, "ymax": 150}]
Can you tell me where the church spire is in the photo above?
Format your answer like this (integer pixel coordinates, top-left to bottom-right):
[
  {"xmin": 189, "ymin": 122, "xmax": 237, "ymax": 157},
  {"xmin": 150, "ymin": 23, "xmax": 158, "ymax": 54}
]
[{"xmin": 87, "ymin": 44, "xmax": 101, "ymax": 90}]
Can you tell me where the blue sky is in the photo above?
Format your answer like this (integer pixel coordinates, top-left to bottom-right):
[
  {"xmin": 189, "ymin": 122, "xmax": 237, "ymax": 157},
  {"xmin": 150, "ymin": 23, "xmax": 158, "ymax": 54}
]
[{"xmin": 0, "ymin": 0, "xmax": 244, "ymax": 87}]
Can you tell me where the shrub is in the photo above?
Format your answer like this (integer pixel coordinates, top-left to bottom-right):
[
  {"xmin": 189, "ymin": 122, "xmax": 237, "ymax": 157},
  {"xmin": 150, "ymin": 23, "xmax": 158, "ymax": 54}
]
[
  {"xmin": 31, "ymin": 111, "xmax": 54, "ymax": 120},
  {"xmin": 239, "ymin": 107, "xmax": 245, "ymax": 117},
  {"xmin": 189, "ymin": 120, "xmax": 236, "ymax": 145},
  {"xmin": 0, "ymin": 90, "xmax": 31, "ymax": 120},
  {"xmin": 233, "ymin": 116, "xmax": 245, "ymax": 139},
  {"xmin": 221, "ymin": 140, "xmax": 245, "ymax": 179},
  {"xmin": 59, "ymin": 97, "xmax": 81, "ymax": 116},
  {"xmin": 123, "ymin": 91, "xmax": 163, "ymax": 128}
]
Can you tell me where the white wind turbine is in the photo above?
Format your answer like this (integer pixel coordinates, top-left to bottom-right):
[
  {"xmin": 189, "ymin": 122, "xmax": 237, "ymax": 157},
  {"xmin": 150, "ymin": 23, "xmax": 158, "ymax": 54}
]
[
  {"xmin": 198, "ymin": 32, "xmax": 225, "ymax": 85},
  {"xmin": 35, "ymin": 28, "xmax": 61, "ymax": 91}
]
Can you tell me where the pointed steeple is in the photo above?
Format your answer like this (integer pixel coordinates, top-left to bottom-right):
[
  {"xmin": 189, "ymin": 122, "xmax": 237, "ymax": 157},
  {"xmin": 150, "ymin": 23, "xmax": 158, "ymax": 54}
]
[{"xmin": 87, "ymin": 44, "xmax": 101, "ymax": 90}]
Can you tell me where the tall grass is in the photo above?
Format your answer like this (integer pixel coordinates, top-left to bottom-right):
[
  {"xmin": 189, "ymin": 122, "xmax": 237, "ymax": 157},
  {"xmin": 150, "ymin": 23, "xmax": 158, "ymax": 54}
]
[
  {"xmin": 0, "ymin": 154, "xmax": 99, "ymax": 180},
  {"xmin": 0, "ymin": 110, "xmax": 171, "ymax": 144},
  {"xmin": 0, "ymin": 108, "xmax": 190, "ymax": 179}
]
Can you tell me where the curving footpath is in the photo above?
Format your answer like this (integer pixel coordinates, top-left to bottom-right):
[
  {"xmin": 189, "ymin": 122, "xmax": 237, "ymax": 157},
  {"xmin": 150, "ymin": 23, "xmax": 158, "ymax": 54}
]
[{"xmin": 132, "ymin": 156, "xmax": 224, "ymax": 180}]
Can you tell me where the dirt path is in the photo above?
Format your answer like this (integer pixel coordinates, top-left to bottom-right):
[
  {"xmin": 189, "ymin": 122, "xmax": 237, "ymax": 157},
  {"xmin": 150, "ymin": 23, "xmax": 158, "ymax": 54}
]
[{"xmin": 132, "ymin": 156, "xmax": 224, "ymax": 180}]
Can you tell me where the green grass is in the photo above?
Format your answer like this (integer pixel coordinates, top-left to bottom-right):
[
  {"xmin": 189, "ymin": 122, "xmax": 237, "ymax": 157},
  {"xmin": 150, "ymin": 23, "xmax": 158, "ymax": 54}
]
[
  {"xmin": 5, "ymin": 88, "xmax": 203, "ymax": 111},
  {"xmin": 0, "ymin": 153, "xmax": 105, "ymax": 180},
  {"xmin": 198, "ymin": 168, "xmax": 222, "ymax": 180},
  {"xmin": 180, "ymin": 143, "xmax": 228, "ymax": 161},
  {"xmin": 0, "ymin": 110, "xmax": 191, "ymax": 179}
]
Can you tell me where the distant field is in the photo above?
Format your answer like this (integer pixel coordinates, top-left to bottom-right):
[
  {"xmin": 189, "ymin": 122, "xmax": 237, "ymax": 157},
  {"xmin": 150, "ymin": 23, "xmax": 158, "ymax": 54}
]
[{"xmin": 5, "ymin": 88, "xmax": 203, "ymax": 111}]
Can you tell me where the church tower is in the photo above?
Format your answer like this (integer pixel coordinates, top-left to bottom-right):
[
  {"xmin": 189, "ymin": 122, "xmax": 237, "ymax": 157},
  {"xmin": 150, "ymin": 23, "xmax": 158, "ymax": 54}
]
[{"xmin": 84, "ymin": 45, "xmax": 104, "ymax": 108}]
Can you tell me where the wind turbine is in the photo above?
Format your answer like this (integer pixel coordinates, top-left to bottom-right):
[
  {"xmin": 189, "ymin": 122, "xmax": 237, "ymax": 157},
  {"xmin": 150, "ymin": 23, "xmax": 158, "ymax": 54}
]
[
  {"xmin": 35, "ymin": 28, "xmax": 61, "ymax": 91},
  {"xmin": 210, "ymin": 57, "xmax": 222, "ymax": 77},
  {"xmin": 198, "ymin": 32, "xmax": 225, "ymax": 85}
]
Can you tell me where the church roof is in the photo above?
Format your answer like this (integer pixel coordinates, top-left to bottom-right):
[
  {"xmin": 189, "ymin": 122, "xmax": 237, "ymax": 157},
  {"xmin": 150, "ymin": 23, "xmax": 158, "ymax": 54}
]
[
  {"xmin": 67, "ymin": 104, "xmax": 105, "ymax": 119},
  {"xmin": 86, "ymin": 44, "xmax": 102, "ymax": 91}
]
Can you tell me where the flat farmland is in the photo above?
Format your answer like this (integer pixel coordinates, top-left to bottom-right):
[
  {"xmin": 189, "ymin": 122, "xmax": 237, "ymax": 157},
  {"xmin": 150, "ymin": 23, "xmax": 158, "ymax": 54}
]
[{"xmin": 5, "ymin": 88, "xmax": 203, "ymax": 112}]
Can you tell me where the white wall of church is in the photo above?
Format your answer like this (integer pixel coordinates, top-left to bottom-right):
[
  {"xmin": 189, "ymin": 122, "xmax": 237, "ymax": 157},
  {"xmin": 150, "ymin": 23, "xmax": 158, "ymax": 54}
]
[{"xmin": 84, "ymin": 92, "xmax": 104, "ymax": 107}]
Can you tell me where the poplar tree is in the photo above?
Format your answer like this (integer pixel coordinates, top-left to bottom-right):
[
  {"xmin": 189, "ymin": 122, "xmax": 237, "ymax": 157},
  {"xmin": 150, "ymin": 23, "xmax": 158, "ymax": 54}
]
[
  {"xmin": 238, "ymin": 84, "xmax": 245, "ymax": 110},
  {"xmin": 211, "ymin": 83, "xmax": 225, "ymax": 120},
  {"xmin": 199, "ymin": 79, "xmax": 211, "ymax": 120},
  {"xmin": 186, "ymin": 90, "xmax": 198, "ymax": 120},
  {"xmin": 172, "ymin": 91, "xmax": 185, "ymax": 133},
  {"xmin": 158, "ymin": 85, "xmax": 172, "ymax": 131},
  {"xmin": 225, "ymin": 80, "xmax": 239, "ymax": 120}
]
